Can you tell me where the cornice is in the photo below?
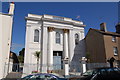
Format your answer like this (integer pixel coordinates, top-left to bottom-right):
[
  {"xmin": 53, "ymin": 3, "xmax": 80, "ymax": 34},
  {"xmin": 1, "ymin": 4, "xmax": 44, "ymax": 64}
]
[
  {"xmin": 25, "ymin": 17, "xmax": 86, "ymax": 27},
  {"xmin": 0, "ymin": 13, "xmax": 13, "ymax": 16}
]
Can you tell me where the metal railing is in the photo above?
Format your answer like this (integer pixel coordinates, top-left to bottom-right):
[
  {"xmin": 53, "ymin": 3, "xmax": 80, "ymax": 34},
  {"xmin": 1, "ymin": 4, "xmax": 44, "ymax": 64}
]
[{"xmin": 3, "ymin": 63, "xmax": 111, "ymax": 78}]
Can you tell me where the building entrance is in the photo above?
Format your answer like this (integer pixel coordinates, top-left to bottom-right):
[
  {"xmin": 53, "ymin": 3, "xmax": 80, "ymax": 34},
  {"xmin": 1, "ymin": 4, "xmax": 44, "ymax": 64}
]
[{"xmin": 53, "ymin": 51, "xmax": 63, "ymax": 70}]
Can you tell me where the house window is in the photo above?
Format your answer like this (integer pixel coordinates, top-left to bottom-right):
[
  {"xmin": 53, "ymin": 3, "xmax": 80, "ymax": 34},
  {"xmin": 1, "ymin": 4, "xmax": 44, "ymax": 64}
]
[
  {"xmin": 112, "ymin": 36, "xmax": 116, "ymax": 42},
  {"xmin": 113, "ymin": 47, "xmax": 118, "ymax": 56},
  {"xmin": 56, "ymin": 32, "xmax": 61, "ymax": 44},
  {"xmin": 34, "ymin": 29, "xmax": 39, "ymax": 42},
  {"xmin": 75, "ymin": 33, "xmax": 79, "ymax": 45}
]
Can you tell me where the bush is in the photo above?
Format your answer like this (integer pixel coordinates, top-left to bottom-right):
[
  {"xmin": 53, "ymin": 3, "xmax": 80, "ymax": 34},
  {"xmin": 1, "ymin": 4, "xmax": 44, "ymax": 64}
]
[{"xmin": 32, "ymin": 71, "xmax": 38, "ymax": 73}]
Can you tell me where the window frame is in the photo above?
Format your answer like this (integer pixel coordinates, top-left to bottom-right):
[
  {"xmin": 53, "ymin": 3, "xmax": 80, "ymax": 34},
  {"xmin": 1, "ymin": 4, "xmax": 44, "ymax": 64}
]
[
  {"xmin": 112, "ymin": 36, "xmax": 116, "ymax": 42},
  {"xmin": 113, "ymin": 47, "xmax": 118, "ymax": 56},
  {"xmin": 34, "ymin": 29, "xmax": 39, "ymax": 42},
  {"xmin": 75, "ymin": 33, "xmax": 79, "ymax": 45},
  {"xmin": 56, "ymin": 32, "xmax": 61, "ymax": 44}
]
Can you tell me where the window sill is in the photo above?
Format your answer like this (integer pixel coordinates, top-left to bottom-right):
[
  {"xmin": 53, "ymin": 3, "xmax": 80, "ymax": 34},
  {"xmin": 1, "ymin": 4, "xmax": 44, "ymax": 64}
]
[
  {"xmin": 112, "ymin": 41, "xmax": 116, "ymax": 43},
  {"xmin": 114, "ymin": 54, "xmax": 118, "ymax": 56},
  {"xmin": 33, "ymin": 42, "xmax": 40, "ymax": 44}
]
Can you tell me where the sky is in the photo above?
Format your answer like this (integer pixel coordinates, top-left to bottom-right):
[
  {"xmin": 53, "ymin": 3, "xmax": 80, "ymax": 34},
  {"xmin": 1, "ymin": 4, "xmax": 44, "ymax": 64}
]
[{"xmin": 2, "ymin": 2, "xmax": 119, "ymax": 55}]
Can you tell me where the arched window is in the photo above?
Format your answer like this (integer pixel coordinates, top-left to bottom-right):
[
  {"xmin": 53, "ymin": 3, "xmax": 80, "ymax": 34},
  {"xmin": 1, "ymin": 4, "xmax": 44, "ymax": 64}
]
[
  {"xmin": 56, "ymin": 32, "xmax": 61, "ymax": 44},
  {"xmin": 75, "ymin": 33, "xmax": 79, "ymax": 45},
  {"xmin": 34, "ymin": 29, "xmax": 39, "ymax": 42}
]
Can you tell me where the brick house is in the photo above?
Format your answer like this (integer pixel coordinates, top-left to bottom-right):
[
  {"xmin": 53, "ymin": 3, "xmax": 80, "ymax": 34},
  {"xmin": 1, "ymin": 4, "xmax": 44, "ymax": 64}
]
[{"xmin": 85, "ymin": 23, "xmax": 120, "ymax": 67}]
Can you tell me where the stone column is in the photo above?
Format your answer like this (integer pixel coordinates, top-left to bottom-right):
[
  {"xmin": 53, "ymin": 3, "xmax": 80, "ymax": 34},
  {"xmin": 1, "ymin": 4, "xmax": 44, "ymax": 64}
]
[
  {"xmin": 68, "ymin": 29, "xmax": 74, "ymax": 61},
  {"xmin": 63, "ymin": 29, "xmax": 69, "ymax": 77},
  {"xmin": 47, "ymin": 27, "xmax": 54, "ymax": 73},
  {"xmin": 63, "ymin": 29, "xmax": 69, "ymax": 58}
]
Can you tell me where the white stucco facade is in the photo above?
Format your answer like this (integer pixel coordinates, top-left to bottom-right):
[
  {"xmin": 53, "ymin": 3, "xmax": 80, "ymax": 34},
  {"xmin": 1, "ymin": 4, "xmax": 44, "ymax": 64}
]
[
  {"xmin": 0, "ymin": 3, "xmax": 14, "ymax": 79},
  {"xmin": 0, "ymin": 12, "xmax": 13, "ymax": 79},
  {"xmin": 23, "ymin": 14, "xmax": 86, "ymax": 76}
]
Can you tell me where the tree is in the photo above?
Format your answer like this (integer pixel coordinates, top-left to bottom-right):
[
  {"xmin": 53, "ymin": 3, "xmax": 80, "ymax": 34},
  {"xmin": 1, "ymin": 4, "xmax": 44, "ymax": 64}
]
[
  {"xmin": 86, "ymin": 52, "xmax": 90, "ymax": 63},
  {"xmin": 18, "ymin": 56, "xmax": 24, "ymax": 63},
  {"xmin": 18, "ymin": 48, "xmax": 25, "ymax": 63},
  {"xmin": 19, "ymin": 48, "xmax": 25, "ymax": 57},
  {"xmin": 34, "ymin": 51, "xmax": 41, "ymax": 72}
]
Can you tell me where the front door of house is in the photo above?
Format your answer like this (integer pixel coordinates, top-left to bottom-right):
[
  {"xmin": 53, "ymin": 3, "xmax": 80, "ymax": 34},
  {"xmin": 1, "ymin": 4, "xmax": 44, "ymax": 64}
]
[{"xmin": 53, "ymin": 51, "xmax": 62, "ymax": 70}]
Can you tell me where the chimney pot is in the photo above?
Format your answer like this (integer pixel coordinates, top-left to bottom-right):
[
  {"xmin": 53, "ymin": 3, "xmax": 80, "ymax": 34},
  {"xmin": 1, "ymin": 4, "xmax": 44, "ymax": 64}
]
[
  {"xmin": 11, "ymin": 2, "xmax": 14, "ymax": 4},
  {"xmin": 8, "ymin": 2, "xmax": 15, "ymax": 15},
  {"xmin": 100, "ymin": 23, "xmax": 107, "ymax": 32},
  {"xmin": 116, "ymin": 23, "xmax": 120, "ymax": 34}
]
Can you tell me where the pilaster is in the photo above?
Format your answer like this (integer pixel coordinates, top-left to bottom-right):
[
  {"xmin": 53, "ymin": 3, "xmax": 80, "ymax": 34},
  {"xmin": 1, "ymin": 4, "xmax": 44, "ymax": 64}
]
[{"xmin": 40, "ymin": 26, "xmax": 48, "ymax": 73}]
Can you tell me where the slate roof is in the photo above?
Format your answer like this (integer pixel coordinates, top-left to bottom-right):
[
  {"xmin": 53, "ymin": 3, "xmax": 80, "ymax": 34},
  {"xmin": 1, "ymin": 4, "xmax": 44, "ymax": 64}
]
[{"xmin": 90, "ymin": 28, "xmax": 120, "ymax": 37}]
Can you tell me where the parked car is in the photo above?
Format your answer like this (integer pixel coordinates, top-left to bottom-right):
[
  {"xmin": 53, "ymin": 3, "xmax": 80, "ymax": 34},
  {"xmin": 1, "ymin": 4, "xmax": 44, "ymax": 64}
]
[
  {"xmin": 80, "ymin": 67, "xmax": 120, "ymax": 80},
  {"xmin": 19, "ymin": 73, "xmax": 67, "ymax": 80}
]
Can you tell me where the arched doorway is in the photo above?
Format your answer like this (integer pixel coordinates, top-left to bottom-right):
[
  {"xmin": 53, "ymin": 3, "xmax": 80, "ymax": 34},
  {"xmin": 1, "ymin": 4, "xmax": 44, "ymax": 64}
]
[{"xmin": 107, "ymin": 57, "xmax": 115, "ymax": 68}]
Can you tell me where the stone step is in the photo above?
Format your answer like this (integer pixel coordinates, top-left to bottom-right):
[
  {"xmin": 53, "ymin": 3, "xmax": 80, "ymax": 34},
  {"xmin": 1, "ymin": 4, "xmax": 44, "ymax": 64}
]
[{"xmin": 5, "ymin": 72, "xmax": 22, "ymax": 79}]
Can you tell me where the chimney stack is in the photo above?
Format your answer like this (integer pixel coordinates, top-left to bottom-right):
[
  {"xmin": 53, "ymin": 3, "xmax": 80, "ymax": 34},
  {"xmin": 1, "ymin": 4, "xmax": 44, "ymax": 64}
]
[
  {"xmin": 8, "ymin": 2, "xmax": 15, "ymax": 15},
  {"xmin": 116, "ymin": 23, "xmax": 120, "ymax": 34},
  {"xmin": 100, "ymin": 23, "xmax": 107, "ymax": 32}
]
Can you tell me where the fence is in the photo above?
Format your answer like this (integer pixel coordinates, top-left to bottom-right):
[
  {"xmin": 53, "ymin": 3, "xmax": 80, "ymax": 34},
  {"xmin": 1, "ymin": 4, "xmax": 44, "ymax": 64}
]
[
  {"xmin": 3, "ymin": 63, "xmax": 111, "ymax": 78},
  {"xmin": 86, "ymin": 63, "xmax": 110, "ymax": 70}
]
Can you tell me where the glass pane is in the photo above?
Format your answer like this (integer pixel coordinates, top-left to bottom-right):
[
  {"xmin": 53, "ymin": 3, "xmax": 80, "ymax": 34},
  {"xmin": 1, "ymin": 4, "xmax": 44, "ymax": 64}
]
[
  {"xmin": 114, "ymin": 47, "xmax": 118, "ymax": 55},
  {"xmin": 75, "ymin": 34, "xmax": 79, "ymax": 39},
  {"xmin": 56, "ymin": 32, "xmax": 60, "ymax": 44},
  {"xmin": 75, "ymin": 33, "xmax": 79, "ymax": 45},
  {"xmin": 34, "ymin": 29, "xmax": 39, "ymax": 42},
  {"xmin": 112, "ymin": 36, "xmax": 116, "ymax": 42}
]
